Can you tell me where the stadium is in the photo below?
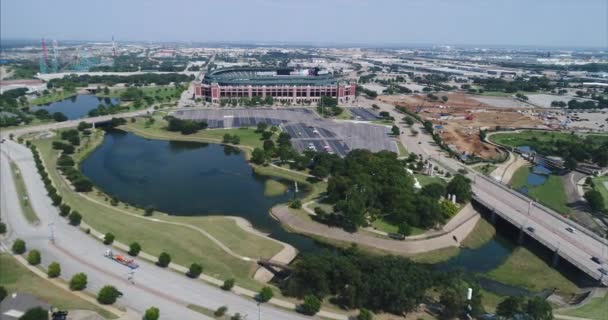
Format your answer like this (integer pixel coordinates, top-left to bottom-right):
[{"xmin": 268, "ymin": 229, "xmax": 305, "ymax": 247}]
[{"xmin": 193, "ymin": 67, "xmax": 356, "ymax": 104}]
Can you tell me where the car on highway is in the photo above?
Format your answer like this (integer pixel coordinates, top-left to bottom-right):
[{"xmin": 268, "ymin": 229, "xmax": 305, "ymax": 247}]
[
  {"xmin": 591, "ymin": 256, "xmax": 603, "ymax": 264},
  {"xmin": 599, "ymin": 268, "xmax": 608, "ymax": 276},
  {"xmin": 565, "ymin": 227, "xmax": 576, "ymax": 233},
  {"xmin": 526, "ymin": 226, "xmax": 535, "ymax": 233}
]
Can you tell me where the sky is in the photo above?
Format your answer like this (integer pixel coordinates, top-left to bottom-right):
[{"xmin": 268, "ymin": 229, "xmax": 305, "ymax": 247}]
[{"xmin": 1, "ymin": 0, "xmax": 607, "ymax": 48}]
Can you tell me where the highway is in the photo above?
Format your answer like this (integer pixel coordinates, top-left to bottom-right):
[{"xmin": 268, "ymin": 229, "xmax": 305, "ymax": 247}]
[
  {"xmin": 0, "ymin": 140, "xmax": 330, "ymax": 320},
  {"xmin": 379, "ymin": 102, "xmax": 608, "ymax": 284}
]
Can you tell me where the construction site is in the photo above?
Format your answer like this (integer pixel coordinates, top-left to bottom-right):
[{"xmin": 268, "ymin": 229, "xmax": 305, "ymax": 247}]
[{"xmin": 379, "ymin": 92, "xmax": 545, "ymax": 159}]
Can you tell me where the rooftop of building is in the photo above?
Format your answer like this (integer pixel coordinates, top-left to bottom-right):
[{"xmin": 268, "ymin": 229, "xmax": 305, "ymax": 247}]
[{"xmin": 202, "ymin": 67, "xmax": 340, "ymax": 86}]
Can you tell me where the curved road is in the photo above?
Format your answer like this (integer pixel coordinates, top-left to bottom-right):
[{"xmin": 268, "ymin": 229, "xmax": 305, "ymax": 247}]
[{"xmin": 0, "ymin": 140, "xmax": 333, "ymax": 320}]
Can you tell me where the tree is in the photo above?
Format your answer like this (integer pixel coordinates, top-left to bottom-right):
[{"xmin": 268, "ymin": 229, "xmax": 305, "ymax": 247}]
[
  {"xmin": 128, "ymin": 242, "xmax": 141, "ymax": 256},
  {"xmin": 446, "ymin": 174, "xmax": 472, "ymax": 204},
  {"xmin": 157, "ymin": 252, "xmax": 171, "ymax": 267},
  {"xmin": 257, "ymin": 286, "xmax": 274, "ymax": 303},
  {"xmin": 300, "ymin": 295, "xmax": 321, "ymax": 315},
  {"xmin": 18, "ymin": 307, "xmax": 48, "ymax": 320},
  {"xmin": 564, "ymin": 155, "xmax": 577, "ymax": 170},
  {"xmin": 27, "ymin": 250, "xmax": 41, "ymax": 265},
  {"xmin": 290, "ymin": 199, "xmax": 302, "ymax": 209},
  {"xmin": 398, "ymin": 222, "xmax": 412, "ymax": 236},
  {"xmin": 143, "ymin": 307, "xmax": 160, "ymax": 320},
  {"xmin": 59, "ymin": 204, "xmax": 71, "ymax": 217},
  {"xmin": 525, "ymin": 297, "xmax": 553, "ymax": 320},
  {"xmin": 97, "ymin": 285, "xmax": 121, "ymax": 305},
  {"xmin": 73, "ymin": 178, "xmax": 93, "ymax": 192},
  {"xmin": 263, "ymin": 139, "xmax": 275, "ymax": 153},
  {"xmin": 187, "ymin": 263, "xmax": 203, "ymax": 278},
  {"xmin": 403, "ymin": 116, "xmax": 415, "ymax": 126},
  {"xmin": 221, "ymin": 278, "xmax": 235, "ymax": 291},
  {"xmin": 0, "ymin": 222, "xmax": 6, "ymax": 234},
  {"xmin": 52, "ymin": 112, "xmax": 68, "ymax": 122},
  {"xmin": 256, "ymin": 122, "xmax": 268, "ymax": 133},
  {"xmin": 420, "ymin": 183, "xmax": 446, "ymax": 199},
  {"xmin": 69, "ymin": 211, "xmax": 82, "ymax": 226},
  {"xmin": 251, "ymin": 148, "xmax": 267, "ymax": 165},
  {"xmin": 69, "ymin": 273, "xmax": 88, "ymax": 290},
  {"xmin": 214, "ymin": 306, "xmax": 228, "ymax": 317},
  {"xmin": 103, "ymin": 233, "xmax": 115, "ymax": 245},
  {"xmin": 144, "ymin": 206, "xmax": 154, "ymax": 216},
  {"xmin": 357, "ymin": 309, "xmax": 373, "ymax": 320},
  {"xmin": 391, "ymin": 125, "xmax": 400, "ymax": 136},
  {"xmin": 0, "ymin": 286, "xmax": 6, "ymax": 303},
  {"xmin": 103, "ymin": 87, "xmax": 110, "ymax": 95},
  {"xmin": 441, "ymin": 95, "xmax": 449, "ymax": 102},
  {"xmin": 12, "ymin": 239, "xmax": 26, "ymax": 254},
  {"xmin": 231, "ymin": 313, "xmax": 243, "ymax": 320},
  {"xmin": 584, "ymin": 190, "xmax": 605, "ymax": 212},
  {"xmin": 496, "ymin": 296, "xmax": 523, "ymax": 318},
  {"xmin": 47, "ymin": 262, "xmax": 61, "ymax": 278}
]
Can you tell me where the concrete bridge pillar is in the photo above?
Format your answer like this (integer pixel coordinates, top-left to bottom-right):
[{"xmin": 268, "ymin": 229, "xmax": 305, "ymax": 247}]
[
  {"xmin": 518, "ymin": 227, "xmax": 525, "ymax": 245},
  {"xmin": 552, "ymin": 249, "xmax": 560, "ymax": 268},
  {"xmin": 490, "ymin": 209, "xmax": 497, "ymax": 224}
]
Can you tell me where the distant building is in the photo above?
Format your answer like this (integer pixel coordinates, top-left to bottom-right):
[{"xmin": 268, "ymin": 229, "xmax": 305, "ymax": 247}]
[{"xmin": 193, "ymin": 67, "xmax": 356, "ymax": 104}]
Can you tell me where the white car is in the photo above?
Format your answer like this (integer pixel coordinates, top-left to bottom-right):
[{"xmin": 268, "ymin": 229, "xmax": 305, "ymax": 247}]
[{"xmin": 566, "ymin": 227, "xmax": 576, "ymax": 234}]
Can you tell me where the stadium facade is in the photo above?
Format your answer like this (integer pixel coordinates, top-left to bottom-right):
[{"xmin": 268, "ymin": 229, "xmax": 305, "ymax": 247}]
[{"xmin": 193, "ymin": 67, "xmax": 355, "ymax": 104}]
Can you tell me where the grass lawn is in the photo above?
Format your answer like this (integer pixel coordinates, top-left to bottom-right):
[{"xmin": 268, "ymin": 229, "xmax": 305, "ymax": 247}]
[
  {"xmin": 264, "ymin": 179, "xmax": 288, "ymax": 197},
  {"xmin": 558, "ymin": 292, "xmax": 608, "ymax": 319},
  {"xmin": 335, "ymin": 108, "xmax": 352, "ymax": 120},
  {"xmin": 461, "ymin": 218, "xmax": 496, "ymax": 249},
  {"xmin": 592, "ymin": 176, "xmax": 608, "ymax": 211},
  {"xmin": 408, "ymin": 247, "xmax": 460, "ymax": 264},
  {"xmin": 10, "ymin": 162, "xmax": 39, "ymax": 224},
  {"xmin": 370, "ymin": 217, "xmax": 425, "ymax": 236},
  {"xmin": 414, "ymin": 174, "xmax": 445, "ymax": 187},
  {"xmin": 32, "ymin": 137, "xmax": 285, "ymax": 292},
  {"xmin": 489, "ymin": 130, "xmax": 608, "ymax": 150},
  {"xmin": 30, "ymin": 90, "xmax": 76, "ymax": 106},
  {"xmin": 472, "ymin": 163, "xmax": 497, "ymax": 176},
  {"xmin": 510, "ymin": 166, "xmax": 571, "ymax": 214},
  {"xmin": 486, "ymin": 247, "xmax": 580, "ymax": 297},
  {"xmin": 395, "ymin": 140, "xmax": 408, "ymax": 157},
  {"xmin": 0, "ymin": 254, "xmax": 116, "ymax": 318},
  {"xmin": 122, "ymin": 117, "xmax": 265, "ymax": 152}
]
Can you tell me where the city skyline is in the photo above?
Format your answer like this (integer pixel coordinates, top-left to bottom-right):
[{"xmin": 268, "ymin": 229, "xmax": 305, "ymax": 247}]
[{"xmin": 2, "ymin": 0, "xmax": 607, "ymax": 48}]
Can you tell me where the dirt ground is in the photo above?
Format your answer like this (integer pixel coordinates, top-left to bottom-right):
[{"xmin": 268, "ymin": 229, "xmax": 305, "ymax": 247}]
[{"xmin": 379, "ymin": 92, "xmax": 544, "ymax": 159}]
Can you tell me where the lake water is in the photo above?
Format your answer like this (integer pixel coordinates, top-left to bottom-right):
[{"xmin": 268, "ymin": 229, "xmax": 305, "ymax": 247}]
[
  {"xmin": 31, "ymin": 95, "xmax": 119, "ymax": 120},
  {"xmin": 81, "ymin": 131, "xmax": 588, "ymax": 295}
]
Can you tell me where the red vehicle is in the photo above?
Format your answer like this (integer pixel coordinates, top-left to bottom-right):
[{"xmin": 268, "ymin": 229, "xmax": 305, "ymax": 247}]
[{"xmin": 104, "ymin": 250, "xmax": 139, "ymax": 269}]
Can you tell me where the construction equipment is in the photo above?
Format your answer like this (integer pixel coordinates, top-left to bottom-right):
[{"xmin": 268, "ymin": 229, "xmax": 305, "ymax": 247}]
[{"xmin": 104, "ymin": 250, "xmax": 139, "ymax": 269}]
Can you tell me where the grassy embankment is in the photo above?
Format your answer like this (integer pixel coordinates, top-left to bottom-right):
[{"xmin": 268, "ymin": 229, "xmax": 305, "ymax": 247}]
[
  {"xmin": 510, "ymin": 166, "xmax": 570, "ymax": 214},
  {"xmin": 30, "ymin": 90, "xmax": 77, "ymax": 106},
  {"xmin": 264, "ymin": 180, "xmax": 288, "ymax": 197},
  {"xmin": 0, "ymin": 254, "xmax": 115, "ymax": 319},
  {"xmin": 32, "ymin": 130, "xmax": 286, "ymax": 292},
  {"xmin": 592, "ymin": 176, "xmax": 608, "ymax": 212},
  {"xmin": 472, "ymin": 163, "xmax": 497, "ymax": 176},
  {"xmin": 10, "ymin": 162, "xmax": 39, "ymax": 224},
  {"xmin": 558, "ymin": 293, "xmax": 608, "ymax": 319}
]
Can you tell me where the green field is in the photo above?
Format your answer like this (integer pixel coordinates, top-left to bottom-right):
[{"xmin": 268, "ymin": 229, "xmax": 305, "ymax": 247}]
[
  {"xmin": 0, "ymin": 254, "xmax": 116, "ymax": 318},
  {"xmin": 486, "ymin": 247, "xmax": 580, "ymax": 297},
  {"xmin": 32, "ymin": 136, "xmax": 286, "ymax": 292},
  {"xmin": 510, "ymin": 166, "xmax": 570, "ymax": 214},
  {"xmin": 414, "ymin": 174, "xmax": 446, "ymax": 187},
  {"xmin": 30, "ymin": 90, "xmax": 76, "ymax": 106},
  {"xmin": 472, "ymin": 163, "xmax": 497, "ymax": 176},
  {"xmin": 10, "ymin": 162, "xmax": 39, "ymax": 224},
  {"xmin": 370, "ymin": 217, "xmax": 424, "ymax": 236},
  {"xmin": 489, "ymin": 130, "xmax": 608, "ymax": 150},
  {"xmin": 558, "ymin": 293, "xmax": 608, "ymax": 319},
  {"xmin": 592, "ymin": 176, "xmax": 608, "ymax": 211}
]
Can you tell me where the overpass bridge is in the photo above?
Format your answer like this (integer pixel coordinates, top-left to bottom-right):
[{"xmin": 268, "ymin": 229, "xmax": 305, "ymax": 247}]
[{"xmin": 471, "ymin": 174, "xmax": 608, "ymax": 286}]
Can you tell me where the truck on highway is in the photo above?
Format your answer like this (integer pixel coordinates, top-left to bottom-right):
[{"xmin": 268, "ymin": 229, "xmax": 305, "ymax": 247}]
[{"xmin": 104, "ymin": 250, "xmax": 139, "ymax": 269}]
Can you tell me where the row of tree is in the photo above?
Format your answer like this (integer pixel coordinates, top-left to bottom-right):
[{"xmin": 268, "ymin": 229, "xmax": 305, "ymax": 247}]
[{"xmin": 47, "ymin": 73, "xmax": 193, "ymax": 89}]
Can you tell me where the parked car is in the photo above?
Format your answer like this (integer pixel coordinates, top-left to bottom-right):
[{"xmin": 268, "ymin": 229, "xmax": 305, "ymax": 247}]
[
  {"xmin": 565, "ymin": 227, "xmax": 576, "ymax": 233},
  {"xmin": 591, "ymin": 256, "xmax": 602, "ymax": 264}
]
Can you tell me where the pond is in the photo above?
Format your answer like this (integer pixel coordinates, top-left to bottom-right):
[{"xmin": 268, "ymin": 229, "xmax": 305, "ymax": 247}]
[
  {"xmin": 519, "ymin": 164, "xmax": 552, "ymax": 194},
  {"xmin": 80, "ymin": 129, "xmax": 318, "ymax": 252},
  {"xmin": 31, "ymin": 95, "xmax": 119, "ymax": 120}
]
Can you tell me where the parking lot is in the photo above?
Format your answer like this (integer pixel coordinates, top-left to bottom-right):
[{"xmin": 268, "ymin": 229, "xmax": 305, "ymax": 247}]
[
  {"xmin": 349, "ymin": 107, "xmax": 380, "ymax": 121},
  {"xmin": 173, "ymin": 107, "xmax": 397, "ymax": 156}
]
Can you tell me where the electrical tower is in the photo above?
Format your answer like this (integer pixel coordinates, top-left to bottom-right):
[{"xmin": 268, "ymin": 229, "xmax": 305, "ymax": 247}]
[
  {"xmin": 39, "ymin": 38, "xmax": 49, "ymax": 74},
  {"xmin": 51, "ymin": 39, "xmax": 59, "ymax": 73},
  {"xmin": 112, "ymin": 35, "xmax": 117, "ymax": 57},
  {"xmin": 72, "ymin": 47, "xmax": 92, "ymax": 72}
]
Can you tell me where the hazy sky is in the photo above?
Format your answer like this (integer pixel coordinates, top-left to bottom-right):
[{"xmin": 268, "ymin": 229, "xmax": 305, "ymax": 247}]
[{"xmin": 2, "ymin": 0, "xmax": 607, "ymax": 47}]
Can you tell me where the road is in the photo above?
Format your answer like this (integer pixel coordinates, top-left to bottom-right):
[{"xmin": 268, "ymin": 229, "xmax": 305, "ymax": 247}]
[
  {"xmin": 371, "ymin": 99, "xmax": 608, "ymax": 283},
  {"xmin": 0, "ymin": 140, "xmax": 334, "ymax": 320}
]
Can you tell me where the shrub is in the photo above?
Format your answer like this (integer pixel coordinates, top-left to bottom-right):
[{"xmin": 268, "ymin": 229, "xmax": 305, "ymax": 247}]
[
  {"xmin": 144, "ymin": 206, "xmax": 154, "ymax": 216},
  {"xmin": 0, "ymin": 222, "xmax": 6, "ymax": 234},
  {"xmin": 69, "ymin": 273, "xmax": 87, "ymax": 290},
  {"xmin": 358, "ymin": 308, "xmax": 374, "ymax": 320},
  {"xmin": 47, "ymin": 262, "xmax": 61, "ymax": 278},
  {"xmin": 257, "ymin": 286, "xmax": 274, "ymax": 303},
  {"xmin": 0, "ymin": 286, "xmax": 6, "ymax": 303},
  {"xmin": 157, "ymin": 252, "xmax": 171, "ymax": 267},
  {"xmin": 103, "ymin": 233, "xmax": 115, "ymax": 245},
  {"xmin": 299, "ymin": 295, "xmax": 321, "ymax": 315},
  {"xmin": 214, "ymin": 306, "xmax": 228, "ymax": 317},
  {"xmin": 73, "ymin": 178, "xmax": 93, "ymax": 192},
  {"xmin": 221, "ymin": 278, "xmax": 235, "ymax": 291},
  {"xmin": 289, "ymin": 199, "xmax": 302, "ymax": 209},
  {"xmin": 128, "ymin": 242, "xmax": 141, "ymax": 256},
  {"xmin": 12, "ymin": 239, "xmax": 26, "ymax": 254},
  {"xmin": 18, "ymin": 307, "xmax": 48, "ymax": 320},
  {"xmin": 50, "ymin": 193, "xmax": 62, "ymax": 206},
  {"xmin": 59, "ymin": 204, "xmax": 71, "ymax": 217},
  {"xmin": 187, "ymin": 263, "xmax": 203, "ymax": 278},
  {"xmin": 143, "ymin": 307, "xmax": 160, "ymax": 320},
  {"xmin": 231, "ymin": 313, "xmax": 243, "ymax": 320},
  {"xmin": 27, "ymin": 250, "xmax": 41, "ymax": 265},
  {"xmin": 68, "ymin": 211, "xmax": 82, "ymax": 226},
  {"xmin": 97, "ymin": 285, "xmax": 121, "ymax": 305}
]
